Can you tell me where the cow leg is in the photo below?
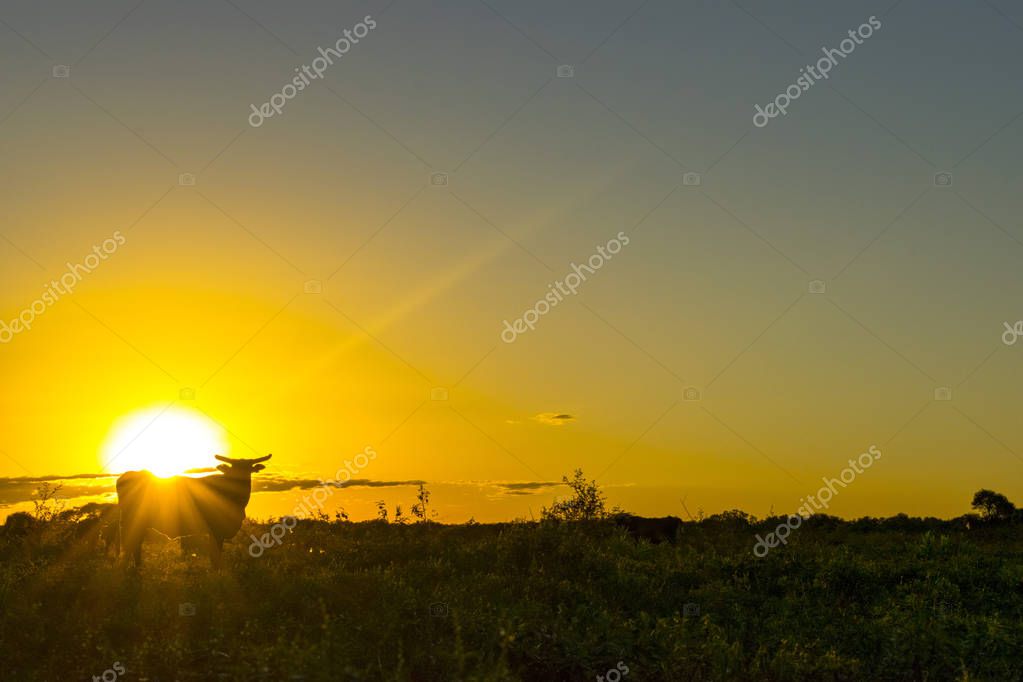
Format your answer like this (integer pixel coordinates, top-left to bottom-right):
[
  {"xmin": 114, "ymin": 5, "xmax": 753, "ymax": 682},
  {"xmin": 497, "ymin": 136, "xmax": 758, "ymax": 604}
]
[
  {"xmin": 119, "ymin": 535, "xmax": 140, "ymax": 568},
  {"xmin": 129, "ymin": 529, "xmax": 143, "ymax": 568},
  {"xmin": 105, "ymin": 522, "xmax": 119, "ymax": 558},
  {"xmin": 209, "ymin": 535, "xmax": 223, "ymax": 570},
  {"xmin": 120, "ymin": 519, "xmax": 144, "ymax": 569}
]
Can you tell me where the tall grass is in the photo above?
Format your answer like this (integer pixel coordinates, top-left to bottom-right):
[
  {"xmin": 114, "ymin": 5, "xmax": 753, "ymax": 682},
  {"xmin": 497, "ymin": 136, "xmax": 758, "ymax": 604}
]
[{"xmin": 0, "ymin": 514, "xmax": 1021, "ymax": 680}]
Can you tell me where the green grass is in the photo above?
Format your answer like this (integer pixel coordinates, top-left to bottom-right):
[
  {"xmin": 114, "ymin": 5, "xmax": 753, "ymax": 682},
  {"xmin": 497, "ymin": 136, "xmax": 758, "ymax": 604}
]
[{"xmin": 1, "ymin": 515, "xmax": 1021, "ymax": 681}]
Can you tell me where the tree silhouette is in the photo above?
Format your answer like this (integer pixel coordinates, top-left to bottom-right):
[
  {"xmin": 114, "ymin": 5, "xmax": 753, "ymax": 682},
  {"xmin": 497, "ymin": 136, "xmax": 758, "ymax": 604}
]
[
  {"xmin": 542, "ymin": 469, "xmax": 616, "ymax": 521},
  {"xmin": 971, "ymin": 489, "xmax": 1016, "ymax": 520}
]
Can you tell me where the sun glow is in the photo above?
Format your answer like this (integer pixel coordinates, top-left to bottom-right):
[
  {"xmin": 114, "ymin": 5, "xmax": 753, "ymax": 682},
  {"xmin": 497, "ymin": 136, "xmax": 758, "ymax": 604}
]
[{"xmin": 102, "ymin": 406, "xmax": 228, "ymax": 477}]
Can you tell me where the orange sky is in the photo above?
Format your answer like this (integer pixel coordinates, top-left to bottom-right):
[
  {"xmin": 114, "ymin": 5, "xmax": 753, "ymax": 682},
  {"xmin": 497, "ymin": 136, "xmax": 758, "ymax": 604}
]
[{"xmin": 2, "ymin": 0, "xmax": 1022, "ymax": 522}]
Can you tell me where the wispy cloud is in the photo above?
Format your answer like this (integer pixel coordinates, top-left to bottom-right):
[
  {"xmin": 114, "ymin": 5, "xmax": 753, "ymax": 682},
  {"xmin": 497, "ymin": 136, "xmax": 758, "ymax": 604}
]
[
  {"xmin": 532, "ymin": 412, "xmax": 576, "ymax": 426},
  {"xmin": 0, "ymin": 472, "xmax": 429, "ymax": 505},
  {"xmin": 0, "ymin": 473, "xmax": 573, "ymax": 508},
  {"xmin": 494, "ymin": 481, "xmax": 561, "ymax": 491},
  {"xmin": 488, "ymin": 481, "xmax": 563, "ymax": 497},
  {"xmin": 0, "ymin": 475, "xmax": 116, "ymax": 505},
  {"xmin": 0, "ymin": 473, "xmax": 114, "ymax": 483},
  {"xmin": 253, "ymin": 476, "xmax": 427, "ymax": 493}
]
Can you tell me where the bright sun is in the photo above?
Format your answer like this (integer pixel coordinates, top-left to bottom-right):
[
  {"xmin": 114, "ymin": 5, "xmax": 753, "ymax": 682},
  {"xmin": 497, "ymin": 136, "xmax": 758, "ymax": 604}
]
[{"xmin": 102, "ymin": 406, "xmax": 228, "ymax": 477}]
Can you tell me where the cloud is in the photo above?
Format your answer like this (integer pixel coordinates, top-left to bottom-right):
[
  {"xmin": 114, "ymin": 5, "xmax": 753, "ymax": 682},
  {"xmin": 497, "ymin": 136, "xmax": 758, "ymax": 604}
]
[
  {"xmin": 532, "ymin": 412, "xmax": 576, "ymax": 426},
  {"xmin": 0, "ymin": 472, "xmax": 429, "ymax": 504},
  {"xmin": 495, "ymin": 481, "xmax": 561, "ymax": 491},
  {"xmin": 0, "ymin": 473, "xmax": 114, "ymax": 483},
  {"xmin": 0, "ymin": 471, "xmax": 579, "ymax": 508},
  {"xmin": 487, "ymin": 481, "xmax": 564, "ymax": 497},
  {"xmin": 0, "ymin": 474, "xmax": 117, "ymax": 505},
  {"xmin": 253, "ymin": 476, "xmax": 427, "ymax": 493}
]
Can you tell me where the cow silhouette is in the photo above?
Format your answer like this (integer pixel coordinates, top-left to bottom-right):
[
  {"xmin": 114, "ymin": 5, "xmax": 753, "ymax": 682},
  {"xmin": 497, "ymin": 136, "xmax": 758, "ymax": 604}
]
[
  {"xmin": 116, "ymin": 454, "xmax": 271, "ymax": 569},
  {"xmin": 612, "ymin": 514, "xmax": 682, "ymax": 544}
]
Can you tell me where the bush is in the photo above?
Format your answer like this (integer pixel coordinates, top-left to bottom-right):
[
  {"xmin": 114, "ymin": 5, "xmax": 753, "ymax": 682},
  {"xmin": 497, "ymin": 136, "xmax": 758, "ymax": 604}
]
[{"xmin": 541, "ymin": 469, "xmax": 618, "ymax": 522}]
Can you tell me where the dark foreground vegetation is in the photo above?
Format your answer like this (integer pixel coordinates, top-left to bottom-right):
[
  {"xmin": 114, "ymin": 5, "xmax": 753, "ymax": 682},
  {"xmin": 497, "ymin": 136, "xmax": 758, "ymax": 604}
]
[
  {"xmin": 2, "ymin": 494, "xmax": 1022, "ymax": 682},
  {"xmin": 0, "ymin": 509, "xmax": 1018, "ymax": 678}
]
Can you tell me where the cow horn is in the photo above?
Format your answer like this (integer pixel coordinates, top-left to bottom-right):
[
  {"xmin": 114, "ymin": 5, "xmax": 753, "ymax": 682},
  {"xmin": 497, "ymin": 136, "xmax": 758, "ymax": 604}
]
[{"xmin": 214, "ymin": 454, "xmax": 271, "ymax": 465}]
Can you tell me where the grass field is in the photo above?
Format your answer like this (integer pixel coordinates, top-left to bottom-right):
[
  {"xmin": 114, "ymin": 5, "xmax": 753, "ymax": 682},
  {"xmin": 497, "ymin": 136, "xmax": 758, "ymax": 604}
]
[{"xmin": 1, "ymin": 510, "xmax": 1022, "ymax": 681}]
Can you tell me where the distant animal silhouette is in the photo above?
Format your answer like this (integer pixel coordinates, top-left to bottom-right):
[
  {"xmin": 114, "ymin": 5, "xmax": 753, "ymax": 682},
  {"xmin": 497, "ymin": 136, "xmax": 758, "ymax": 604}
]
[
  {"xmin": 2, "ymin": 511, "xmax": 36, "ymax": 537},
  {"xmin": 61, "ymin": 502, "xmax": 119, "ymax": 555},
  {"xmin": 116, "ymin": 454, "xmax": 271, "ymax": 569},
  {"xmin": 612, "ymin": 514, "xmax": 682, "ymax": 544},
  {"xmin": 3, "ymin": 505, "xmax": 118, "ymax": 556}
]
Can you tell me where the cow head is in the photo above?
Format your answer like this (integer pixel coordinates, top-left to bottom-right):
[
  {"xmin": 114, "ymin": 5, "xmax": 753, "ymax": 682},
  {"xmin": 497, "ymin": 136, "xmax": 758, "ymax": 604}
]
[{"xmin": 214, "ymin": 454, "xmax": 272, "ymax": 477}]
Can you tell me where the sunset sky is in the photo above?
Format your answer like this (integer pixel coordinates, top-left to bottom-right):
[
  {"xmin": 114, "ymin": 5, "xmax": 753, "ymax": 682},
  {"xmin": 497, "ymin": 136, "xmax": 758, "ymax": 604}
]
[{"xmin": 2, "ymin": 0, "xmax": 1022, "ymax": 522}]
